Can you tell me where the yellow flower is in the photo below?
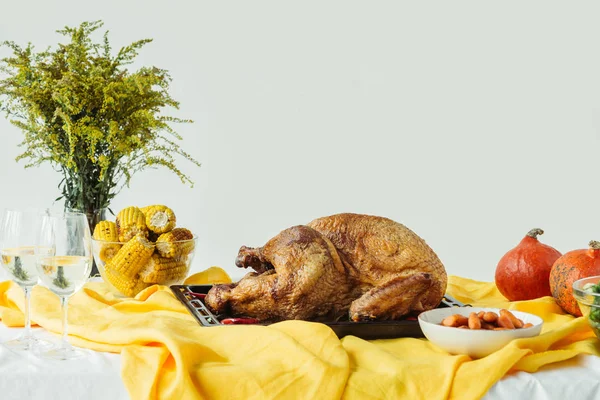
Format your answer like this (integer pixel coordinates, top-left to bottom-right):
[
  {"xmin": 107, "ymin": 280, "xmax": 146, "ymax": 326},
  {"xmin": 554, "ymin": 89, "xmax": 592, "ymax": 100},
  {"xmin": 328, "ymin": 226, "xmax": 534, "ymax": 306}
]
[{"xmin": 0, "ymin": 20, "xmax": 200, "ymax": 213}]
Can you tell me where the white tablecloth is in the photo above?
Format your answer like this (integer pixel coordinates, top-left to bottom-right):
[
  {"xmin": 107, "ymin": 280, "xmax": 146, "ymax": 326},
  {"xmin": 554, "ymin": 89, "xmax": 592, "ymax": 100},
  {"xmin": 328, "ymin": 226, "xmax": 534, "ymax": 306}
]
[
  {"xmin": 1, "ymin": 324, "xmax": 599, "ymax": 400},
  {"xmin": 0, "ymin": 325, "xmax": 127, "ymax": 400}
]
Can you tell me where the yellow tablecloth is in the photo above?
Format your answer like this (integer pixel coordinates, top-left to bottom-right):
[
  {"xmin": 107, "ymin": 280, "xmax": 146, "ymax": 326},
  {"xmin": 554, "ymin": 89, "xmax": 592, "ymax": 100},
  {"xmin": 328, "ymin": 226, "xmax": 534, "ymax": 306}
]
[{"xmin": 0, "ymin": 276, "xmax": 598, "ymax": 400}]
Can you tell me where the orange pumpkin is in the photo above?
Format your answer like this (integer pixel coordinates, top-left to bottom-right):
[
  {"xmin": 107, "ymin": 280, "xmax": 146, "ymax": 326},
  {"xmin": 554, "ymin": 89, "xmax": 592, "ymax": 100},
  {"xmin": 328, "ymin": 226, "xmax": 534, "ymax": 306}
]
[
  {"xmin": 549, "ymin": 241, "xmax": 600, "ymax": 316},
  {"xmin": 495, "ymin": 228, "xmax": 561, "ymax": 301}
]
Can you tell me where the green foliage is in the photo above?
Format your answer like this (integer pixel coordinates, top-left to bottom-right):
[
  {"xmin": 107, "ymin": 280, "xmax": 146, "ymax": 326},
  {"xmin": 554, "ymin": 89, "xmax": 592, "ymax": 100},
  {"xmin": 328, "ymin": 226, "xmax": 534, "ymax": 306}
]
[
  {"xmin": 591, "ymin": 283, "xmax": 600, "ymax": 324},
  {"xmin": 53, "ymin": 266, "xmax": 70, "ymax": 290},
  {"xmin": 0, "ymin": 21, "xmax": 200, "ymax": 214},
  {"xmin": 11, "ymin": 256, "xmax": 29, "ymax": 282}
]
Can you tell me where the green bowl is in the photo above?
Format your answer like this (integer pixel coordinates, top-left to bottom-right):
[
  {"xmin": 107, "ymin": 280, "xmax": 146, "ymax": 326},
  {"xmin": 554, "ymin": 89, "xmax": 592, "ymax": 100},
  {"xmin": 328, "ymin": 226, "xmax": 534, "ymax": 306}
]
[{"xmin": 572, "ymin": 275, "xmax": 600, "ymax": 339}]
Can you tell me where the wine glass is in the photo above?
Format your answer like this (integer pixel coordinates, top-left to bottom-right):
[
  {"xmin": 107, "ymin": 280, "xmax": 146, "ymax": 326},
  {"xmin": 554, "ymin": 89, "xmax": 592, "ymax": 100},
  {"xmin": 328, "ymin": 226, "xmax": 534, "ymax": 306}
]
[
  {"xmin": 0, "ymin": 209, "xmax": 54, "ymax": 351},
  {"xmin": 35, "ymin": 211, "xmax": 92, "ymax": 360}
]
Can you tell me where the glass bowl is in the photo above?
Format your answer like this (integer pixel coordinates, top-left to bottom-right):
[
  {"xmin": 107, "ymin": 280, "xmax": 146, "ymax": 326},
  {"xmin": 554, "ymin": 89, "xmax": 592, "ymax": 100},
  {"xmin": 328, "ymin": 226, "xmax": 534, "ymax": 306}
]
[
  {"xmin": 91, "ymin": 236, "xmax": 198, "ymax": 297},
  {"xmin": 572, "ymin": 276, "xmax": 600, "ymax": 339}
]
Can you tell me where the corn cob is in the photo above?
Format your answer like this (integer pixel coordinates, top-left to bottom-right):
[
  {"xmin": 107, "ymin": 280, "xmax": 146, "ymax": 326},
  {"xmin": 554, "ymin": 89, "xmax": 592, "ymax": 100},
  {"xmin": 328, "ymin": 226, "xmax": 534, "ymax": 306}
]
[
  {"xmin": 103, "ymin": 267, "xmax": 150, "ymax": 297},
  {"xmin": 93, "ymin": 220, "xmax": 119, "ymax": 241},
  {"xmin": 139, "ymin": 254, "xmax": 188, "ymax": 283},
  {"xmin": 116, "ymin": 207, "xmax": 148, "ymax": 242},
  {"xmin": 141, "ymin": 205, "xmax": 176, "ymax": 234},
  {"xmin": 156, "ymin": 228, "xmax": 195, "ymax": 258},
  {"xmin": 106, "ymin": 234, "xmax": 154, "ymax": 278},
  {"xmin": 92, "ymin": 221, "xmax": 122, "ymax": 262}
]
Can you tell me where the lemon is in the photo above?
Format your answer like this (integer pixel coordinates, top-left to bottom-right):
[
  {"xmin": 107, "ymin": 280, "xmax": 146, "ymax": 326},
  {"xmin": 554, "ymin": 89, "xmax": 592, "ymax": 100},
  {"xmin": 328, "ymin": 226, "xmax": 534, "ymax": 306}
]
[{"xmin": 184, "ymin": 266, "xmax": 232, "ymax": 285}]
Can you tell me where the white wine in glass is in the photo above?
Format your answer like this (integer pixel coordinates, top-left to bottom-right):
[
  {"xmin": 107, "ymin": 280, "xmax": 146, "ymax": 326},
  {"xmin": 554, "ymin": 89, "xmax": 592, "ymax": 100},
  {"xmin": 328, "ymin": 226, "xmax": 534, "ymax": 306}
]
[
  {"xmin": 0, "ymin": 209, "xmax": 54, "ymax": 351},
  {"xmin": 38, "ymin": 256, "xmax": 91, "ymax": 296},
  {"xmin": 35, "ymin": 212, "xmax": 92, "ymax": 360},
  {"xmin": 2, "ymin": 246, "xmax": 46, "ymax": 286}
]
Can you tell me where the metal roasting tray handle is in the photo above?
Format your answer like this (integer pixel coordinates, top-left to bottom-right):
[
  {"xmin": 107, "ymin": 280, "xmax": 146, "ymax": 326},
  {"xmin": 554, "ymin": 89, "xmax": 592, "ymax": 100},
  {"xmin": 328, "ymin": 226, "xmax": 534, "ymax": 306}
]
[{"xmin": 171, "ymin": 284, "xmax": 466, "ymax": 340}]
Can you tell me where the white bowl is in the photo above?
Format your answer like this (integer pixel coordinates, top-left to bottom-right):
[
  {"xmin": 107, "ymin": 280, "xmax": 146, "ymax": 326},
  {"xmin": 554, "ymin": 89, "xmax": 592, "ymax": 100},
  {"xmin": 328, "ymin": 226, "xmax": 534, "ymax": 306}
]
[{"xmin": 418, "ymin": 307, "xmax": 543, "ymax": 358}]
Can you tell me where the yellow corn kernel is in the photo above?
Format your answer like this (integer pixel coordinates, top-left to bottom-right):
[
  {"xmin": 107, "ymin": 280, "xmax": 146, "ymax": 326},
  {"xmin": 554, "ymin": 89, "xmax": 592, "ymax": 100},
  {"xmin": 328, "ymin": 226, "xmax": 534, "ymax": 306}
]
[
  {"xmin": 93, "ymin": 220, "xmax": 118, "ymax": 241},
  {"xmin": 155, "ymin": 228, "xmax": 195, "ymax": 258},
  {"xmin": 139, "ymin": 254, "xmax": 188, "ymax": 283},
  {"xmin": 141, "ymin": 205, "xmax": 176, "ymax": 234},
  {"xmin": 99, "ymin": 245, "xmax": 121, "ymax": 263},
  {"xmin": 103, "ymin": 267, "xmax": 150, "ymax": 297},
  {"xmin": 116, "ymin": 207, "xmax": 148, "ymax": 242},
  {"xmin": 107, "ymin": 235, "xmax": 154, "ymax": 279},
  {"xmin": 93, "ymin": 221, "xmax": 121, "ymax": 262}
]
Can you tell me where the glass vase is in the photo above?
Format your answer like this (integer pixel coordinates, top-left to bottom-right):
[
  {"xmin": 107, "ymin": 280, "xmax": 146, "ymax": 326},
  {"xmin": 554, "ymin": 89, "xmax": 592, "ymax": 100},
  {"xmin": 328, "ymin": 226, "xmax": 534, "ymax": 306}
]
[{"xmin": 66, "ymin": 208, "xmax": 108, "ymax": 277}]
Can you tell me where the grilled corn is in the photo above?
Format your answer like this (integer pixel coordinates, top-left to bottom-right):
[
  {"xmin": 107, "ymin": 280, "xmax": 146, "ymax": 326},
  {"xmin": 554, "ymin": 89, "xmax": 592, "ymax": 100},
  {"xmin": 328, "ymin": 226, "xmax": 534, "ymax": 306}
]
[
  {"xmin": 139, "ymin": 254, "xmax": 188, "ymax": 283},
  {"xmin": 92, "ymin": 221, "xmax": 121, "ymax": 262},
  {"xmin": 103, "ymin": 267, "xmax": 150, "ymax": 297},
  {"xmin": 116, "ymin": 207, "xmax": 148, "ymax": 242},
  {"xmin": 141, "ymin": 205, "xmax": 176, "ymax": 234},
  {"xmin": 106, "ymin": 235, "xmax": 154, "ymax": 278},
  {"xmin": 156, "ymin": 228, "xmax": 195, "ymax": 258}
]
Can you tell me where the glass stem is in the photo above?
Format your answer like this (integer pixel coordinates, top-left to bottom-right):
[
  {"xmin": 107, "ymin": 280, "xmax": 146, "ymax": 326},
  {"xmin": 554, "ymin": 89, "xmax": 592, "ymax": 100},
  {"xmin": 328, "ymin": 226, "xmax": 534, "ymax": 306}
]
[
  {"xmin": 60, "ymin": 295, "xmax": 70, "ymax": 350},
  {"xmin": 23, "ymin": 286, "xmax": 32, "ymax": 340}
]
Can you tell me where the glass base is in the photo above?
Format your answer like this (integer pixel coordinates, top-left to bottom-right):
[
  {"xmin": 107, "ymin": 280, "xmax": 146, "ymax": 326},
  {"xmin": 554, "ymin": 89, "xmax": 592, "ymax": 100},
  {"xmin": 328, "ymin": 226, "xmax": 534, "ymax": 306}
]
[
  {"xmin": 37, "ymin": 345, "xmax": 88, "ymax": 360},
  {"xmin": 2, "ymin": 335, "xmax": 54, "ymax": 352}
]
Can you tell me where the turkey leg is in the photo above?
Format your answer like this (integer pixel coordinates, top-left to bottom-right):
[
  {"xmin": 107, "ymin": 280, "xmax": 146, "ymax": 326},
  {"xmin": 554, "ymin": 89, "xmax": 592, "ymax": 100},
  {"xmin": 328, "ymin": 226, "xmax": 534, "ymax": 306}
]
[
  {"xmin": 349, "ymin": 272, "xmax": 432, "ymax": 321},
  {"xmin": 206, "ymin": 226, "xmax": 352, "ymax": 321},
  {"xmin": 235, "ymin": 246, "xmax": 274, "ymax": 274}
]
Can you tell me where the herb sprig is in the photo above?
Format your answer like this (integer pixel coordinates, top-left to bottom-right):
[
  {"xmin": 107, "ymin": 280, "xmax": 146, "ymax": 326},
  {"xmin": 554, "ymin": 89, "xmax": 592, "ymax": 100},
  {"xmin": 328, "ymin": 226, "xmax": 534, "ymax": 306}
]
[{"xmin": 11, "ymin": 256, "xmax": 29, "ymax": 282}]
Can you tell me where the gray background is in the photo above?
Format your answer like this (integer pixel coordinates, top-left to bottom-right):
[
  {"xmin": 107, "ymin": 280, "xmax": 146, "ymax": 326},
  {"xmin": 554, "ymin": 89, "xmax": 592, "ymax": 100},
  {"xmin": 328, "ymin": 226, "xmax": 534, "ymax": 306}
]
[{"xmin": 1, "ymin": 1, "xmax": 598, "ymax": 281}]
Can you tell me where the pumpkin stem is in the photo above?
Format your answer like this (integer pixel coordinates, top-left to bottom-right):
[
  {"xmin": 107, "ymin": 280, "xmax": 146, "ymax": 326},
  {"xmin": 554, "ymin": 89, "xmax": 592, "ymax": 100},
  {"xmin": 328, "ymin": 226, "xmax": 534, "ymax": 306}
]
[
  {"xmin": 526, "ymin": 228, "xmax": 544, "ymax": 239},
  {"xmin": 589, "ymin": 241, "xmax": 600, "ymax": 250}
]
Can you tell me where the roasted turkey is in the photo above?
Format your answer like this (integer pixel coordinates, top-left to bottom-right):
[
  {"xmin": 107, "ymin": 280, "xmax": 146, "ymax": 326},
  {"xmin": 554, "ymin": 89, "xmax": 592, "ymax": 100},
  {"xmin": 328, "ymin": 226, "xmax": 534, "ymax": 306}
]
[{"xmin": 205, "ymin": 213, "xmax": 447, "ymax": 322}]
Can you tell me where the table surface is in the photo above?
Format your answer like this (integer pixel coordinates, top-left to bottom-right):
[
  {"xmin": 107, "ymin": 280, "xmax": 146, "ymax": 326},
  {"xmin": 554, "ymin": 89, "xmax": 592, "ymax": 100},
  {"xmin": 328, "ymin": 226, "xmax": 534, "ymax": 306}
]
[{"xmin": 1, "ymin": 325, "xmax": 599, "ymax": 400}]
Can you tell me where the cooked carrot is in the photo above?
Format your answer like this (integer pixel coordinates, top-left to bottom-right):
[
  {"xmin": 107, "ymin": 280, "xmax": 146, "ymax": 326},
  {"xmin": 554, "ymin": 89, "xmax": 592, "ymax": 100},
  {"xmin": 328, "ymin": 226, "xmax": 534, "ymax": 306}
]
[
  {"xmin": 483, "ymin": 312, "xmax": 498, "ymax": 323},
  {"xmin": 500, "ymin": 309, "xmax": 523, "ymax": 328},
  {"xmin": 497, "ymin": 314, "xmax": 515, "ymax": 329},
  {"xmin": 468, "ymin": 312, "xmax": 482, "ymax": 330}
]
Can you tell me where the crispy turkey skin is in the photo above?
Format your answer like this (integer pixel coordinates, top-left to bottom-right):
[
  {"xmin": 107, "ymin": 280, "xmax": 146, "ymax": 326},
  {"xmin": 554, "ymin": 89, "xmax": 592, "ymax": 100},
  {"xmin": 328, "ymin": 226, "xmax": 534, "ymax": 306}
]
[{"xmin": 205, "ymin": 213, "xmax": 448, "ymax": 322}]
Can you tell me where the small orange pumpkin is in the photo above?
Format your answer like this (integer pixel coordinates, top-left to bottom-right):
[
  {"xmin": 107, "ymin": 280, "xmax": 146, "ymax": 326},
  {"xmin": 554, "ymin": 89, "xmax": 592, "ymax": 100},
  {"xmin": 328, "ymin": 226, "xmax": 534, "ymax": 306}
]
[
  {"xmin": 495, "ymin": 228, "xmax": 561, "ymax": 301},
  {"xmin": 549, "ymin": 240, "xmax": 600, "ymax": 316}
]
